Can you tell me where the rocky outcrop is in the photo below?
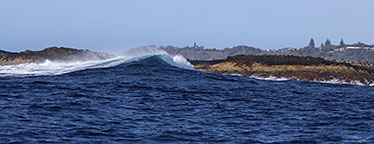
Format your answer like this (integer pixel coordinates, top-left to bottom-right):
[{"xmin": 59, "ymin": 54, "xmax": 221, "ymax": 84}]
[
  {"xmin": 189, "ymin": 55, "xmax": 374, "ymax": 85},
  {"xmin": 0, "ymin": 47, "xmax": 113, "ymax": 66}
]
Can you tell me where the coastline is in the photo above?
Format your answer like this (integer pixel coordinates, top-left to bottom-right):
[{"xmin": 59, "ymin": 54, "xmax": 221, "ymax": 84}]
[{"xmin": 189, "ymin": 55, "xmax": 374, "ymax": 86}]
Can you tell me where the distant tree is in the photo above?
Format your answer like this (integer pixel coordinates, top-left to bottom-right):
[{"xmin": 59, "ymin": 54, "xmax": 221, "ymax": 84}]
[
  {"xmin": 309, "ymin": 38, "xmax": 315, "ymax": 48},
  {"xmin": 340, "ymin": 39, "xmax": 346, "ymax": 47},
  {"xmin": 325, "ymin": 39, "xmax": 332, "ymax": 47},
  {"xmin": 352, "ymin": 42, "xmax": 369, "ymax": 48}
]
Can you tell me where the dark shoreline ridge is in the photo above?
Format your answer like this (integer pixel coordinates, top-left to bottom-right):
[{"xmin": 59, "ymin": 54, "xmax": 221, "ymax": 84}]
[
  {"xmin": 189, "ymin": 55, "xmax": 374, "ymax": 85},
  {"xmin": 0, "ymin": 47, "xmax": 113, "ymax": 66}
]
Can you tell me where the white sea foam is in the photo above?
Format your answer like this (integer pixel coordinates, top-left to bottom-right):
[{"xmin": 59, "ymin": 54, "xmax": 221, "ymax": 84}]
[
  {"xmin": 229, "ymin": 73, "xmax": 243, "ymax": 76},
  {"xmin": 314, "ymin": 78, "xmax": 367, "ymax": 86},
  {"xmin": 249, "ymin": 75, "xmax": 290, "ymax": 81},
  {"xmin": 161, "ymin": 55, "xmax": 194, "ymax": 70},
  {"xmin": 0, "ymin": 46, "xmax": 194, "ymax": 77},
  {"xmin": 248, "ymin": 74, "xmax": 372, "ymax": 86}
]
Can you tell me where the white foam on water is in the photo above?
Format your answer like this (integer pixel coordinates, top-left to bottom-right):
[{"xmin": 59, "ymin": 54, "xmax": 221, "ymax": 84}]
[
  {"xmin": 249, "ymin": 75, "xmax": 290, "ymax": 81},
  {"xmin": 229, "ymin": 73, "xmax": 243, "ymax": 76},
  {"xmin": 314, "ymin": 78, "xmax": 367, "ymax": 86},
  {"xmin": 248, "ymin": 74, "xmax": 372, "ymax": 86},
  {"xmin": 160, "ymin": 55, "xmax": 194, "ymax": 70}
]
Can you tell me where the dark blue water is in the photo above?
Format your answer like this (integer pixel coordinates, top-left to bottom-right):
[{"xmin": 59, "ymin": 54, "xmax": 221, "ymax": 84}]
[{"xmin": 0, "ymin": 56, "xmax": 373, "ymax": 143}]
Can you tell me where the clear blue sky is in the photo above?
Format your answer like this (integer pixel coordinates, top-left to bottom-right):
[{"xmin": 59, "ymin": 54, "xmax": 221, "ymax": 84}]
[{"xmin": 1, "ymin": 0, "xmax": 374, "ymax": 53}]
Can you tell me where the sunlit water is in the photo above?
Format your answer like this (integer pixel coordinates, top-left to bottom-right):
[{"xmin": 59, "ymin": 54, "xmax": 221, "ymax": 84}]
[{"xmin": 0, "ymin": 55, "xmax": 373, "ymax": 143}]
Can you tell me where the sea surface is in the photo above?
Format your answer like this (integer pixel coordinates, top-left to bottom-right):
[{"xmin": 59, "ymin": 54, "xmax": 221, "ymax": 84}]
[{"xmin": 0, "ymin": 53, "xmax": 373, "ymax": 143}]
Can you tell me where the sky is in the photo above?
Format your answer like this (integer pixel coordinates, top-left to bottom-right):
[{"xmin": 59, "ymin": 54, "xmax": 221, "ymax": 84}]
[{"xmin": 1, "ymin": 0, "xmax": 374, "ymax": 53}]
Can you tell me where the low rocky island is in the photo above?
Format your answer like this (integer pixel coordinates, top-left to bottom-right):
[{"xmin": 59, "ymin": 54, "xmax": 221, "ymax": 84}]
[
  {"xmin": 0, "ymin": 47, "xmax": 113, "ymax": 66},
  {"xmin": 189, "ymin": 55, "xmax": 374, "ymax": 86}
]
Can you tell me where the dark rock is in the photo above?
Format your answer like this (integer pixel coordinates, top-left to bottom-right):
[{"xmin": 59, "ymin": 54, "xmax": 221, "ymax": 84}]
[
  {"xmin": 0, "ymin": 47, "xmax": 113, "ymax": 66},
  {"xmin": 189, "ymin": 55, "xmax": 374, "ymax": 85}
]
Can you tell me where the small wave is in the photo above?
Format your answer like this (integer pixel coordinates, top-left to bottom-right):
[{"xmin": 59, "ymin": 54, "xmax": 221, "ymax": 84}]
[
  {"xmin": 248, "ymin": 74, "xmax": 371, "ymax": 86},
  {"xmin": 0, "ymin": 46, "xmax": 194, "ymax": 77},
  {"xmin": 314, "ymin": 78, "xmax": 367, "ymax": 86},
  {"xmin": 229, "ymin": 73, "xmax": 243, "ymax": 76},
  {"xmin": 249, "ymin": 75, "xmax": 290, "ymax": 81}
]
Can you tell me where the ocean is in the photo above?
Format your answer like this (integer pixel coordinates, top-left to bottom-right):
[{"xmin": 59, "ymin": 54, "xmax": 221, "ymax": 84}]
[{"xmin": 0, "ymin": 48, "xmax": 373, "ymax": 143}]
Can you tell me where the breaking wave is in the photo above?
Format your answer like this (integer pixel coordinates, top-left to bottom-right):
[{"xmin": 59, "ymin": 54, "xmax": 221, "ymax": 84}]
[{"xmin": 0, "ymin": 46, "xmax": 194, "ymax": 77}]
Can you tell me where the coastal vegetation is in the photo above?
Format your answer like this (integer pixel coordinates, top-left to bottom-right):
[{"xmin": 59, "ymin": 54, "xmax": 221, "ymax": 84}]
[{"xmin": 162, "ymin": 39, "xmax": 374, "ymax": 62}]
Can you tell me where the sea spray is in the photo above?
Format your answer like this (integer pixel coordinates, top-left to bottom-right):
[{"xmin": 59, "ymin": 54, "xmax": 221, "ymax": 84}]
[{"xmin": 120, "ymin": 45, "xmax": 168, "ymax": 58}]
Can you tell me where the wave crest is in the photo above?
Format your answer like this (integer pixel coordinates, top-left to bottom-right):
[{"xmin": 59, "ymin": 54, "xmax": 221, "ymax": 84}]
[{"xmin": 0, "ymin": 46, "xmax": 194, "ymax": 77}]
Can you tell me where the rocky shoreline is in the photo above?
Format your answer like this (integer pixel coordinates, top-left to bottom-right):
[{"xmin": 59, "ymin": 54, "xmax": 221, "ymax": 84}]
[
  {"xmin": 189, "ymin": 55, "xmax": 374, "ymax": 86},
  {"xmin": 0, "ymin": 47, "xmax": 113, "ymax": 66}
]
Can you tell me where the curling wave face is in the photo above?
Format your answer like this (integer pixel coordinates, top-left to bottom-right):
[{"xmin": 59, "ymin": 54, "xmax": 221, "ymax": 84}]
[{"xmin": 0, "ymin": 46, "xmax": 194, "ymax": 77}]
